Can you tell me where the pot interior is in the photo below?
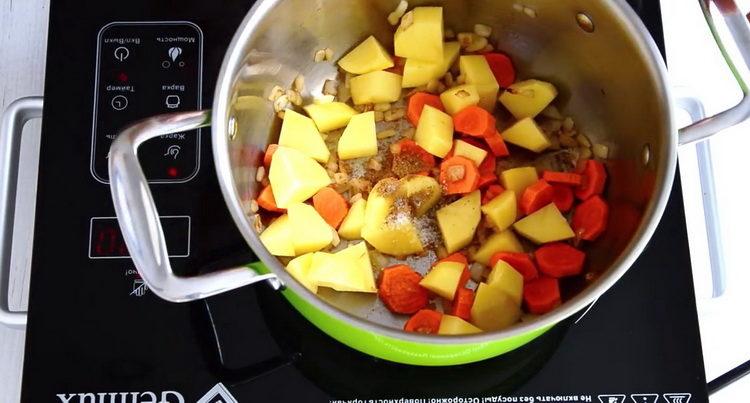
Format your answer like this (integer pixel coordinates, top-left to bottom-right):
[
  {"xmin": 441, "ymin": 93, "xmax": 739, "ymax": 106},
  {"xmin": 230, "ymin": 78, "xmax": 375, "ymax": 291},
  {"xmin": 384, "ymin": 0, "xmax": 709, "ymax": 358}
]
[{"xmin": 218, "ymin": 0, "xmax": 674, "ymax": 332}]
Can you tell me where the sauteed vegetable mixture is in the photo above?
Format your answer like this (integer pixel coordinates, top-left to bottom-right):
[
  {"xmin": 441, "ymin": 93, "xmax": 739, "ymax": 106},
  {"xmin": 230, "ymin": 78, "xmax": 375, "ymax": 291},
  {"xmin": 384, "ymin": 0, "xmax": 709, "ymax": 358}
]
[{"xmin": 255, "ymin": 3, "xmax": 610, "ymax": 335}]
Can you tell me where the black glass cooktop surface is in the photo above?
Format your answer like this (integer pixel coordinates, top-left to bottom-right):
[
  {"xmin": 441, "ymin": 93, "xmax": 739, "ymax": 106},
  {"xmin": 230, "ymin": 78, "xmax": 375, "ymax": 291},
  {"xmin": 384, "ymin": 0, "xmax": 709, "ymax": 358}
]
[{"xmin": 21, "ymin": 1, "xmax": 707, "ymax": 402}]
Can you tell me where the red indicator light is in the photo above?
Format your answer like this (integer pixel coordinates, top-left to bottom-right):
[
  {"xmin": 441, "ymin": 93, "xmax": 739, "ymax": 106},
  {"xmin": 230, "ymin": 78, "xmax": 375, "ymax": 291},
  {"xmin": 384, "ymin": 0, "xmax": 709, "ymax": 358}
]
[
  {"xmin": 117, "ymin": 72, "xmax": 128, "ymax": 82},
  {"xmin": 167, "ymin": 167, "xmax": 179, "ymax": 178}
]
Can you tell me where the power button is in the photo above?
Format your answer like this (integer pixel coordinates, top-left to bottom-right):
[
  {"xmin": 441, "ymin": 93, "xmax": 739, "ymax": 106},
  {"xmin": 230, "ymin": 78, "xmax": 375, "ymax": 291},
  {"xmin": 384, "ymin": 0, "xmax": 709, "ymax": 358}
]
[{"xmin": 114, "ymin": 46, "xmax": 130, "ymax": 62}]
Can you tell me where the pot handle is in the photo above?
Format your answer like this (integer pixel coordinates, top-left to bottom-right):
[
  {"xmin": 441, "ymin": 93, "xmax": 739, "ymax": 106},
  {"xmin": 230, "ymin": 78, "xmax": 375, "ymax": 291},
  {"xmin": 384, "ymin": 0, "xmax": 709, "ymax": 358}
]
[
  {"xmin": 108, "ymin": 110, "xmax": 282, "ymax": 303},
  {"xmin": 0, "ymin": 97, "xmax": 43, "ymax": 329},
  {"xmin": 680, "ymin": 0, "xmax": 750, "ymax": 145}
]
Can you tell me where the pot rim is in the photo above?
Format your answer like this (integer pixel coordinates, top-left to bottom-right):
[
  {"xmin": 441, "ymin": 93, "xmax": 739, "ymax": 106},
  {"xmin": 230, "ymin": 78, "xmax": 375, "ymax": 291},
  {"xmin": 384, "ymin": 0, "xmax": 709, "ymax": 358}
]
[{"xmin": 212, "ymin": 0, "xmax": 678, "ymax": 345}]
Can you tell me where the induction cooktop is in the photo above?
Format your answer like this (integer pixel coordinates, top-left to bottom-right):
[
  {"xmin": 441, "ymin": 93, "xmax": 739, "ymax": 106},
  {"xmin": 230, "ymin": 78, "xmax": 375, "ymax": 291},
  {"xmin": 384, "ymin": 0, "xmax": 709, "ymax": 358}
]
[{"xmin": 18, "ymin": 1, "xmax": 710, "ymax": 402}]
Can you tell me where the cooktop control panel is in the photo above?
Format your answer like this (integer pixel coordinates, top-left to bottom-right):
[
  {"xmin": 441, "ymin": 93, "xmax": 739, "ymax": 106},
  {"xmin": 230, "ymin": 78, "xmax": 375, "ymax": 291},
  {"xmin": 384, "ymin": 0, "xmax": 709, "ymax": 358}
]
[{"xmin": 90, "ymin": 21, "xmax": 203, "ymax": 183}]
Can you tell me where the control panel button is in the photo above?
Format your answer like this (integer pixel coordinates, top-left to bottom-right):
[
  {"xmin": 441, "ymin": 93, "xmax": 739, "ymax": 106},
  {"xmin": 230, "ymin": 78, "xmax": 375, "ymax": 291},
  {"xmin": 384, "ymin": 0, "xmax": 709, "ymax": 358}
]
[
  {"xmin": 91, "ymin": 22, "xmax": 203, "ymax": 183},
  {"xmin": 110, "ymin": 95, "xmax": 128, "ymax": 111},
  {"xmin": 165, "ymin": 95, "xmax": 180, "ymax": 109},
  {"xmin": 113, "ymin": 46, "xmax": 130, "ymax": 62}
]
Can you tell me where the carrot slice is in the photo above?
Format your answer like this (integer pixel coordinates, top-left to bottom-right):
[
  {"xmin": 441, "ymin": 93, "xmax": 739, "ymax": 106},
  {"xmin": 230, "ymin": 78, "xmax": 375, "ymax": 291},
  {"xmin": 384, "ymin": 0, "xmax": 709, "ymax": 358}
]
[
  {"xmin": 575, "ymin": 160, "xmax": 607, "ymax": 200},
  {"xmin": 551, "ymin": 184, "xmax": 574, "ymax": 213},
  {"xmin": 386, "ymin": 56, "xmax": 406, "ymax": 76},
  {"xmin": 523, "ymin": 276, "xmax": 561, "ymax": 315},
  {"xmin": 482, "ymin": 184, "xmax": 505, "ymax": 205},
  {"xmin": 378, "ymin": 265, "xmax": 429, "ymax": 315},
  {"xmin": 439, "ymin": 156, "xmax": 481, "ymax": 195},
  {"xmin": 489, "ymin": 252, "xmax": 539, "ymax": 282},
  {"xmin": 484, "ymin": 131, "xmax": 510, "ymax": 157},
  {"xmin": 404, "ymin": 309, "xmax": 443, "ymax": 334},
  {"xmin": 407, "ymin": 92, "xmax": 445, "ymax": 127},
  {"xmin": 535, "ymin": 243, "xmax": 586, "ymax": 278},
  {"xmin": 263, "ymin": 144, "xmax": 278, "ymax": 168},
  {"xmin": 572, "ymin": 195, "xmax": 609, "ymax": 241},
  {"xmin": 257, "ymin": 185, "xmax": 285, "ymax": 213},
  {"xmin": 520, "ymin": 179, "xmax": 555, "ymax": 215},
  {"xmin": 392, "ymin": 139, "xmax": 436, "ymax": 177},
  {"xmin": 454, "ymin": 106, "xmax": 496, "ymax": 137},
  {"xmin": 450, "ymin": 288, "xmax": 475, "ymax": 321},
  {"xmin": 477, "ymin": 172, "xmax": 498, "ymax": 188},
  {"xmin": 483, "ymin": 53, "xmax": 516, "ymax": 88},
  {"xmin": 312, "ymin": 187, "xmax": 349, "ymax": 229},
  {"xmin": 542, "ymin": 171, "xmax": 583, "ymax": 186}
]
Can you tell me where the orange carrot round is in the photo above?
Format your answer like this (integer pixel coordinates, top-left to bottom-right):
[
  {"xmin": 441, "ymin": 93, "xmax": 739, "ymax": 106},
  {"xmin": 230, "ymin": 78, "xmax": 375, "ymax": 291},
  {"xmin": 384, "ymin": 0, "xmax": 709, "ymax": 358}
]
[
  {"xmin": 575, "ymin": 160, "xmax": 607, "ymax": 200},
  {"xmin": 256, "ymin": 185, "xmax": 285, "ymax": 213},
  {"xmin": 312, "ymin": 187, "xmax": 349, "ymax": 229},
  {"xmin": 378, "ymin": 265, "xmax": 429, "ymax": 315},
  {"xmin": 520, "ymin": 179, "xmax": 555, "ymax": 215},
  {"xmin": 523, "ymin": 276, "xmax": 561, "ymax": 315},
  {"xmin": 483, "ymin": 53, "xmax": 516, "ymax": 88},
  {"xmin": 542, "ymin": 171, "xmax": 583, "ymax": 186},
  {"xmin": 535, "ymin": 243, "xmax": 586, "ymax": 278},
  {"xmin": 551, "ymin": 184, "xmax": 574, "ymax": 213},
  {"xmin": 453, "ymin": 106, "xmax": 496, "ymax": 137},
  {"xmin": 484, "ymin": 131, "xmax": 510, "ymax": 157},
  {"xmin": 263, "ymin": 144, "xmax": 278, "ymax": 168},
  {"xmin": 439, "ymin": 156, "xmax": 480, "ymax": 195},
  {"xmin": 572, "ymin": 195, "xmax": 609, "ymax": 241},
  {"xmin": 404, "ymin": 309, "xmax": 443, "ymax": 334},
  {"xmin": 450, "ymin": 288, "xmax": 475, "ymax": 321}
]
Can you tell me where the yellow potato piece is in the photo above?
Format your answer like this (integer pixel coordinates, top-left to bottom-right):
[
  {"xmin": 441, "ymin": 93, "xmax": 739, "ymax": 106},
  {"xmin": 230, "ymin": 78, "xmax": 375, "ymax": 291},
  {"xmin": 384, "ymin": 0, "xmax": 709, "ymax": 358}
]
[
  {"xmin": 472, "ymin": 230, "xmax": 523, "ymax": 266},
  {"xmin": 402, "ymin": 41, "xmax": 462, "ymax": 88},
  {"xmin": 402, "ymin": 58, "xmax": 441, "ymax": 88},
  {"xmin": 440, "ymin": 84, "xmax": 481, "ymax": 116},
  {"xmin": 439, "ymin": 314, "xmax": 482, "ymax": 335},
  {"xmin": 268, "ymin": 146, "xmax": 331, "ymax": 208},
  {"xmin": 303, "ymin": 102, "xmax": 358, "ymax": 133},
  {"xmin": 350, "ymin": 71, "xmax": 403, "ymax": 105},
  {"xmin": 436, "ymin": 42, "xmax": 461, "ymax": 78},
  {"xmin": 415, "ymin": 105, "xmax": 454, "ymax": 158},
  {"xmin": 338, "ymin": 111, "xmax": 377, "ymax": 160},
  {"xmin": 481, "ymin": 190, "xmax": 517, "ymax": 231},
  {"xmin": 513, "ymin": 203, "xmax": 575, "ymax": 244},
  {"xmin": 500, "ymin": 167, "xmax": 539, "ymax": 196},
  {"xmin": 309, "ymin": 242, "xmax": 376, "ymax": 293},
  {"xmin": 453, "ymin": 139, "xmax": 488, "ymax": 166},
  {"xmin": 436, "ymin": 190, "xmax": 481, "ymax": 254},
  {"xmin": 259, "ymin": 215, "xmax": 295, "ymax": 257},
  {"xmin": 361, "ymin": 178, "xmax": 424, "ymax": 256},
  {"xmin": 486, "ymin": 260, "xmax": 524, "ymax": 304},
  {"xmin": 338, "ymin": 35, "xmax": 394, "ymax": 75},
  {"xmin": 285, "ymin": 253, "xmax": 318, "ymax": 293},
  {"xmin": 402, "ymin": 175, "xmax": 442, "ymax": 216},
  {"xmin": 460, "ymin": 55, "xmax": 499, "ymax": 111},
  {"xmin": 471, "ymin": 282, "xmax": 522, "ymax": 331},
  {"xmin": 287, "ymin": 202, "xmax": 333, "ymax": 255},
  {"xmin": 394, "ymin": 7, "xmax": 444, "ymax": 62},
  {"xmin": 419, "ymin": 261, "xmax": 464, "ymax": 300},
  {"xmin": 502, "ymin": 117, "xmax": 552, "ymax": 153},
  {"xmin": 278, "ymin": 110, "xmax": 330, "ymax": 163},
  {"xmin": 499, "ymin": 79, "xmax": 559, "ymax": 119},
  {"xmin": 338, "ymin": 198, "xmax": 367, "ymax": 240}
]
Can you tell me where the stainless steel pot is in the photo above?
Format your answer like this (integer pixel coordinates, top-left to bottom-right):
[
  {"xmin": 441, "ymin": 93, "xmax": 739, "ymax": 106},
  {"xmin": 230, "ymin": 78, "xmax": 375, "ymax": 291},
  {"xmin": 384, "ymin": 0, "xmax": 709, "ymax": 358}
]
[{"xmin": 60, "ymin": 0, "xmax": 750, "ymax": 364}]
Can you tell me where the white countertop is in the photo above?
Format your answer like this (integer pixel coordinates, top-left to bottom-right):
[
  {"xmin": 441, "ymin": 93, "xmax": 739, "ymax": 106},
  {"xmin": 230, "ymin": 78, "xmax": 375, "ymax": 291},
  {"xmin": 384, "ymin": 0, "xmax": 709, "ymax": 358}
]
[{"xmin": 1, "ymin": 0, "xmax": 749, "ymax": 401}]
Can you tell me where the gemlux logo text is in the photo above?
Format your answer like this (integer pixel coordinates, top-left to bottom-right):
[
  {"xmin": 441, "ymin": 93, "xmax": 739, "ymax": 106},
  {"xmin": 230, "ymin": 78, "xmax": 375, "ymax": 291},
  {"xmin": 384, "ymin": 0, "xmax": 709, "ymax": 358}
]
[{"xmin": 56, "ymin": 391, "xmax": 184, "ymax": 403}]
